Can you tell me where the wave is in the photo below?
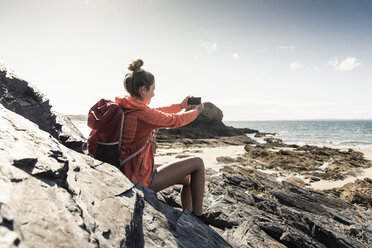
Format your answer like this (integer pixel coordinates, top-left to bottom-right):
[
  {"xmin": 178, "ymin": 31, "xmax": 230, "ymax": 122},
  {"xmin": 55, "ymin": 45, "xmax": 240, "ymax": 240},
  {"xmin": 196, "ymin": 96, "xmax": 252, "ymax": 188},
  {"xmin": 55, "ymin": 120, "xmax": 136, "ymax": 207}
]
[{"xmin": 340, "ymin": 141, "xmax": 372, "ymax": 145}]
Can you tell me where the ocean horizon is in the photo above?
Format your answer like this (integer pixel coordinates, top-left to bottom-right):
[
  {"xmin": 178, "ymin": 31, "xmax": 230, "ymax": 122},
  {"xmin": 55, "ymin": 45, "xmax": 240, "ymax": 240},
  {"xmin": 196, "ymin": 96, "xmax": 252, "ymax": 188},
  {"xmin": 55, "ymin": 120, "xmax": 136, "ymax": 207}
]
[{"xmin": 224, "ymin": 120, "xmax": 372, "ymax": 148}]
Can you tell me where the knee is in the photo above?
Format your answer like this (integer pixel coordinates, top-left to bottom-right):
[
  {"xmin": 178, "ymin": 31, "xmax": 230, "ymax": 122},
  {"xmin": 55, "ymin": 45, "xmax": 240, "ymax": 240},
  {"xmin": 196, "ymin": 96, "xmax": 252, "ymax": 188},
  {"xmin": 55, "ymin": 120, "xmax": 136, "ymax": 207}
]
[{"xmin": 191, "ymin": 157, "xmax": 205, "ymax": 170}]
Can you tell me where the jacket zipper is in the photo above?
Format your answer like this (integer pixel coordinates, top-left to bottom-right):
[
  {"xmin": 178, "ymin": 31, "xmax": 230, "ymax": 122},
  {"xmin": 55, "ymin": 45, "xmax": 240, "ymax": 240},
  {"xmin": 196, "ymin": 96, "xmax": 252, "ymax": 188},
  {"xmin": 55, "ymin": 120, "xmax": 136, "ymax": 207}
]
[{"xmin": 136, "ymin": 158, "xmax": 144, "ymax": 179}]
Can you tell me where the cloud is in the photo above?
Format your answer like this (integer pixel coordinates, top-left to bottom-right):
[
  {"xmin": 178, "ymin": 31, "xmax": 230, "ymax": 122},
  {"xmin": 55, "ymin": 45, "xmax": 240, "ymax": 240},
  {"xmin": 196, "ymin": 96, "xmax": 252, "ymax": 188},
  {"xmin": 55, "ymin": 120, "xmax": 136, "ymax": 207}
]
[
  {"xmin": 328, "ymin": 59, "xmax": 339, "ymax": 68},
  {"xmin": 84, "ymin": 0, "xmax": 90, "ymax": 4},
  {"xmin": 200, "ymin": 41, "xmax": 218, "ymax": 53},
  {"xmin": 232, "ymin": 53, "xmax": 239, "ymax": 59},
  {"xmin": 328, "ymin": 56, "xmax": 361, "ymax": 71},
  {"xmin": 278, "ymin": 45, "xmax": 295, "ymax": 52},
  {"xmin": 289, "ymin": 62, "xmax": 303, "ymax": 70}
]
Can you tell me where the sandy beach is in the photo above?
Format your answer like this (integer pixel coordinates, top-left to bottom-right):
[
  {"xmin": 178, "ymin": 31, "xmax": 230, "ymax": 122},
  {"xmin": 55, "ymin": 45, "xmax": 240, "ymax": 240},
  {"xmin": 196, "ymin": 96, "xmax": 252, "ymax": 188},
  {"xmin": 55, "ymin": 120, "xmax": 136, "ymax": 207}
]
[
  {"xmin": 155, "ymin": 145, "xmax": 246, "ymax": 170},
  {"xmin": 356, "ymin": 147, "xmax": 372, "ymax": 161},
  {"xmin": 155, "ymin": 144, "xmax": 372, "ymax": 191}
]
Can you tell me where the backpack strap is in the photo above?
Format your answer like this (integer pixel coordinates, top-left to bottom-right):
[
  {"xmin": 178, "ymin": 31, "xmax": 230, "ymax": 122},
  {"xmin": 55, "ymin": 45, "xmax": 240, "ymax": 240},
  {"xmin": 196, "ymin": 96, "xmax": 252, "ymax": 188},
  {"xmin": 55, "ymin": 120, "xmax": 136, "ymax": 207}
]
[{"xmin": 119, "ymin": 132, "xmax": 153, "ymax": 171}]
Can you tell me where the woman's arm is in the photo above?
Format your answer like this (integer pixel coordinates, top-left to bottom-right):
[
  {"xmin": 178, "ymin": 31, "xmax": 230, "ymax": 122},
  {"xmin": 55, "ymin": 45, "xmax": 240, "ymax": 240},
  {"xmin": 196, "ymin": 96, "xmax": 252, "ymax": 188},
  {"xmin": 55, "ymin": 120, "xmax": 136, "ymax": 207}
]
[
  {"xmin": 141, "ymin": 108, "xmax": 198, "ymax": 129},
  {"xmin": 155, "ymin": 104, "xmax": 182, "ymax": 114},
  {"xmin": 154, "ymin": 96, "xmax": 191, "ymax": 114}
]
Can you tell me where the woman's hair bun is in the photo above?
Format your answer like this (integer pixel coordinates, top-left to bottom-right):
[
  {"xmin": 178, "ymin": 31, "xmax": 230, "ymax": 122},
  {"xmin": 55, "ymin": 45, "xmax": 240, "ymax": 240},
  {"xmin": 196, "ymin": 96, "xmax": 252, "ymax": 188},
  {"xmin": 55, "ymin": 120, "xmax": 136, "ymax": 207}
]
[{"xmin": 128, "ymin": 58, "xmax": 144, "ymax": 73}]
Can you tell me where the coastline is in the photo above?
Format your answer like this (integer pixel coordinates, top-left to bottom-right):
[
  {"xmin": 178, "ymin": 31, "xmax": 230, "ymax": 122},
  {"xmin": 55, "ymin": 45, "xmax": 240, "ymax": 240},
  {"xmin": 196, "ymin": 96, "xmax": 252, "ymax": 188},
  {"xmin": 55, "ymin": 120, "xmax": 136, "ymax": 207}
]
[
  {"xmin": 309, "ymin": 146, "xmax": 372, "ymax": 190},
  {"xmin": 356, "ymin": 147, "xmax": 372, "ymax": 160},
  {"xmin": 155, "ymin": 145, "xmax": 246, "ymax": 171},
  {"xmin": 155, "ymin": 143, "xmax": 372, "ymax": 191},
  {"xmin": 72, "ymin": 118, "xmax": 372, "ymax": 191}
]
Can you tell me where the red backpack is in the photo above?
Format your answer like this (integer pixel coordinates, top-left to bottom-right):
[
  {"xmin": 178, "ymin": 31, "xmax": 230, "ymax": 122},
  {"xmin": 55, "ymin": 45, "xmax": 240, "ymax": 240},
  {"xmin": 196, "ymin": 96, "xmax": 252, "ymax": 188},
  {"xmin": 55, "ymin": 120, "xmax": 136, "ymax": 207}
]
[{"xmin": 87, "ymin": 99, "xmax": 151, "ymax": 170}]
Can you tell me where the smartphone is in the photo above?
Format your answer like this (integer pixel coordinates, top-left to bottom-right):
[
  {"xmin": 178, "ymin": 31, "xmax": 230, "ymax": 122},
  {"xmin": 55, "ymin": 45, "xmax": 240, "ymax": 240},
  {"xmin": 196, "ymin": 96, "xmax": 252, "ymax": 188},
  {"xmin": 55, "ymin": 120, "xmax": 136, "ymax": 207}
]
[{"xmin": 188, "ymin": 97, "xmax": 201, "ymax": 105}]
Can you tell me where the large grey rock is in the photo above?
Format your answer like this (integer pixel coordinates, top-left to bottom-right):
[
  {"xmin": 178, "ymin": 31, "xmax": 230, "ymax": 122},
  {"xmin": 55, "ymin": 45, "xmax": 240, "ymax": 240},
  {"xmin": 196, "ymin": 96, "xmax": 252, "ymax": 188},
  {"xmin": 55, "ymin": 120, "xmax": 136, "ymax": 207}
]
[
  {"xmin": 0, "ymin": 104, "xmax": 231, "ymax": 247},
  {"xmin": 197, "ymin": 102, "xmax": 224, "ymax": 123},
  {"xmin": 0, "ymin": 64, "xmax": 85, "ymax": 152}
]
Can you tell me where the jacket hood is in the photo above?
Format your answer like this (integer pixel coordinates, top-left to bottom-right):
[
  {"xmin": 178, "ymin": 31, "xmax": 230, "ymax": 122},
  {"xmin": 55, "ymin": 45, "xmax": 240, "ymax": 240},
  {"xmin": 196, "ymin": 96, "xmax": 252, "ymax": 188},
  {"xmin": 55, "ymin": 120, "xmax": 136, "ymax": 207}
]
[{"xmin": 115, "ymin": 96, "xmax": 149, "ymax": 111}]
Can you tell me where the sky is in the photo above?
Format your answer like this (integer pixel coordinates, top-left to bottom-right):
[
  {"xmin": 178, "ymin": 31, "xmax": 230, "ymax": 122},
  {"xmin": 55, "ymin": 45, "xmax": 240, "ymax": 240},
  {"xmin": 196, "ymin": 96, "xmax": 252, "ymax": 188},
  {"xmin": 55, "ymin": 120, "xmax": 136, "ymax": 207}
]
[{"xmin": 1, "ymin": 0, "xmax": 372, "ymax": 121}]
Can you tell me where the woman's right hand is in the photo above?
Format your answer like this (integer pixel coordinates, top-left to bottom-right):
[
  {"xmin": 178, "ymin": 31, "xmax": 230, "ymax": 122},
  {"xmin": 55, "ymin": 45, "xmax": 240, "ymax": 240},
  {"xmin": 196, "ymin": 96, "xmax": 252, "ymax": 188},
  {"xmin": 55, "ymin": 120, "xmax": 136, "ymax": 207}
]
[{"xmin": 196, "ymin": 103, "xmax": 204, "ymax": 114}]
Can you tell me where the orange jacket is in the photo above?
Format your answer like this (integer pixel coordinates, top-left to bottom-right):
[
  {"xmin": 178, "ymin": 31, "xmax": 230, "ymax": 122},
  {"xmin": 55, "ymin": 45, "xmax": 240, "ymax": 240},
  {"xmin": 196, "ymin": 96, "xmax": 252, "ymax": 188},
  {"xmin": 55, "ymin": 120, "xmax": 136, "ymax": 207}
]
[{"xmin": 115, "ymin": 96, "xmax": 198, "ymax": 187}]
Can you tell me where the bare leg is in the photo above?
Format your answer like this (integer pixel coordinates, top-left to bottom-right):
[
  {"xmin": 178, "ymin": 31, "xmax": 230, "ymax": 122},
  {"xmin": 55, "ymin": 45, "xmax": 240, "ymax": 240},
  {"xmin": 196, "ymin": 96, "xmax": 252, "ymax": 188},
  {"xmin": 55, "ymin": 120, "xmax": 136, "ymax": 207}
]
[
  {"xmin": 149, "ymin": 157, "xmax": 205, "ymax": 215},
  {"xmin": 180, "ymin": 175, "xmax": 192, "ymax": 212}
]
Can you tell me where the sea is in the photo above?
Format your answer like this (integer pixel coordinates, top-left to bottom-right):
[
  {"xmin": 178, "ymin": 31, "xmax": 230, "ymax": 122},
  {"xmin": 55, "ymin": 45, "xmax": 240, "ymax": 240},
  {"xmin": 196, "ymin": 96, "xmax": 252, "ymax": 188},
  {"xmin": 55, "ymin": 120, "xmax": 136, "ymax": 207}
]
[
  {"xmin": 224, "ymin": 120, "xmax": 372, "ymax": 148},
  {"xmin": 72, "ymin": 116, "xmax": 372, "ymax": 149}
]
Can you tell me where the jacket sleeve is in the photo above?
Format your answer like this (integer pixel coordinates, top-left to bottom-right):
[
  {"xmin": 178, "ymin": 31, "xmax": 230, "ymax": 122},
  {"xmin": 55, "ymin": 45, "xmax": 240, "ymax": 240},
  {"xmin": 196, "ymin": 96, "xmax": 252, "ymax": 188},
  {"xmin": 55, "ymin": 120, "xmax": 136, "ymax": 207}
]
[
  {"xmin": 155, "ymin": 104, "xmax": 182, "ymax": 114},
  {"xmin": 140, "ymin": 108, "xmax": 198, "ymax": 129}
]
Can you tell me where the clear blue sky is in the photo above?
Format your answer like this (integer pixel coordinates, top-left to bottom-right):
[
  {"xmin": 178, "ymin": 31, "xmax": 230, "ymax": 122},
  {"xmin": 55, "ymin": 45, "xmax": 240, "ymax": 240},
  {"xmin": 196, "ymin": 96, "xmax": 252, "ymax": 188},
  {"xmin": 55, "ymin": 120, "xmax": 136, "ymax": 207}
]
[{"xmin": 1, "ymin": 0, "xmax": 371, "ymax": 120}]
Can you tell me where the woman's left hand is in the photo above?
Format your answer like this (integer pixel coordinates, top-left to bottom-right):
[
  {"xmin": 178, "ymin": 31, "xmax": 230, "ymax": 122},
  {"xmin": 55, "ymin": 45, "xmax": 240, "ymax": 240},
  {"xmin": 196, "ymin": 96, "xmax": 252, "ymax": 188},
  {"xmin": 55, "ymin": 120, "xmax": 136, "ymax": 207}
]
[{"xmin": 180, "ymin": 96, "xmax": 192, "ymax": 109}]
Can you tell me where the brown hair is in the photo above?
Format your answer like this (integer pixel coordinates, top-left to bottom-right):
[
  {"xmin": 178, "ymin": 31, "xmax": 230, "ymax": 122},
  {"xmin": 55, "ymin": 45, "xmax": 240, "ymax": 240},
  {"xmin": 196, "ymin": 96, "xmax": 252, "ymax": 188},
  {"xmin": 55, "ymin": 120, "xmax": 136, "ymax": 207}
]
[{"xmin": 123, "ymin": 58, "xmax": 154, "ymax": 99}]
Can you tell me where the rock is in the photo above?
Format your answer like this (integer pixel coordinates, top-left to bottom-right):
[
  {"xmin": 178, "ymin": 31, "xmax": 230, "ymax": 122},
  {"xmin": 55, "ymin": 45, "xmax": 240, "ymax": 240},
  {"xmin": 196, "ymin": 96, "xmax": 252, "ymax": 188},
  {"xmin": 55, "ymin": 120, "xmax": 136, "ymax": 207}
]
[
  {"xmin": 254, "ymin": 132, "xmax": 276, "ymax": 138},
  {"xmin": 220, "ymin": 135, "xmax": 258, "ymax": 146},
  {"xmin": 157, "ymin": 102, "xmax": 258, "ymax": 139},
  {"xmin": 324, "ymin": 178, "xmax": 372, "ymax": 208},
  {"xmin": 160, "ymin": 164, "xmax": 372, "ymax": 247},
  {"xmin": 264, "ymin": 137, "xmax": 284, "ymax": 147},
  {"xmin": 55, "ymin": 114, "xmax": 86, "ymax": 152},
  {"xmin": 0, "ymin": 203, "xmax": 22, "ymax": 247},
  {"xmin": 305, "ymin": 175, "xmax": 322, "ymax": 183},
  {"xmin": 156, "ymin": 134, "xmax": 257, "ymax": 148},
  {"xmin": 216, "ymin": 156, "xmax": 237, "ymax": 164},
  {"xmin": 0, "ymin": 64, "xmax": 85, "ymax": 152},
  {"xmin": 175, "ymin": 154, "xmax": 191, "ymax": 159},
  {"xmin": 242, "ymin": 144, "xmax": 372, "ymax": 180},
  {"xmin": 0, "ymin": 104, "xmax": 231, "ymax": 247},
  {"xmin": 284, "ymin": 176, "xmax": 308, "ymax": 187},
  {"xmin": 195, "ymin": 102, "xmax": 223, "ymax": 123}
]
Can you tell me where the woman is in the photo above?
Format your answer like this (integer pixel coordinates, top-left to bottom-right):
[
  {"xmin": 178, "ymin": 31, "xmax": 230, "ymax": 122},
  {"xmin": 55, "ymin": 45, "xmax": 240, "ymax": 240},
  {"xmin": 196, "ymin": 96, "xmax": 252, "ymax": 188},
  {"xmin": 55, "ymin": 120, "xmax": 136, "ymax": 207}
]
[{"xmin": 115, "ymin": 58, "xmax": 205, "ymax": 218}]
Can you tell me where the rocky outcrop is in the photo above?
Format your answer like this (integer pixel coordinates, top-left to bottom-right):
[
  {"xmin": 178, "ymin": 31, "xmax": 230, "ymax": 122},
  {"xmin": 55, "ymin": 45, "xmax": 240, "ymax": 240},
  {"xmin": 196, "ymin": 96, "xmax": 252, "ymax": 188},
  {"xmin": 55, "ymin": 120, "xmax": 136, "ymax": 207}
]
[
  {"xmin": 157, "ymin": 102, "xmax": 258, "ymax": 139},
  {"xmin": 0, "ymin": 65, "xmax": 85, "ymax": 152},
  {"xmin": 324, "ymin": 178, "xmax": 372, "ymax": 208},
  {"xmin": 0, "ymin": 103, "xmax": 231, "ymax": 247},
  {"xmin": 158, "ymin": 135, "xmax": 372, "ymax": 247},
  {"xmin": 156, "ymin": 135, "xmax": 258, "ymax": 150},
  {"xmin": 242, "ymin": 142, "xmax": 372, "ymax": 181},
  {"xmin": 160, "ymin": 165, "xmax": 372, "ymax": 247}
]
